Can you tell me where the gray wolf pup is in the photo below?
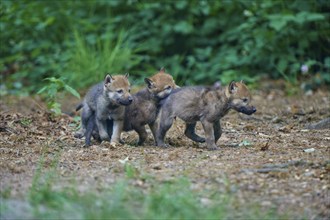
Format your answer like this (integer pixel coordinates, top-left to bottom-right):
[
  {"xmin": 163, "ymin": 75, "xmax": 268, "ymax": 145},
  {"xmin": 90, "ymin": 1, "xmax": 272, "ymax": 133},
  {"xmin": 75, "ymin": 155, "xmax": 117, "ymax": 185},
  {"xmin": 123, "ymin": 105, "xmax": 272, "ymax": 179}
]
[
  {"xmin": 123, "ymin": 68, "xmax": 177, "ymax": 145},
  {"xmin": 75, "ymin": 74, "xmax": 132, "ymax": 146},
  {"xmin": 76, "ymin": 68, "xmax": 178, "ymax": 146},
  {"xmin": 156, "ymin": 81, "xmax": 256, "ymax": 150}
]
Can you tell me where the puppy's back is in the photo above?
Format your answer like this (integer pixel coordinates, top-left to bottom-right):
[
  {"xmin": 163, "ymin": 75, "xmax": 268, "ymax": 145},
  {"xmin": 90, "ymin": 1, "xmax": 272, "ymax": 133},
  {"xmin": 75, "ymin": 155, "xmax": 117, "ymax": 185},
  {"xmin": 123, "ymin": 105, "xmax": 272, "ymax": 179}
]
[{"xmin": 85, "ymin": 82, "xmax": 103, "ymax": 110}]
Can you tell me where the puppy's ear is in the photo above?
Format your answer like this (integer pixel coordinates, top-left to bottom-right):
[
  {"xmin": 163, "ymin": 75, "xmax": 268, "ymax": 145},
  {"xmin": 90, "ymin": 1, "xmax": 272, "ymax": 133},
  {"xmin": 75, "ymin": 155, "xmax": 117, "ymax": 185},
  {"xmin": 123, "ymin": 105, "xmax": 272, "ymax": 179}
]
[
  {"xmin": 104, "ymin": 74, "xmax": 114, "ymax": 85},
  {"xmin": 229, "ymin": 81, "xmax": 237, "ymax": 94},
  {"xmin": 213, "ymin": 81, "xmax": 222, "ymax": 90},
  {"xmin": 159, "ymin": 67, "xmax": 166, "ymax": 73},
  {"xmin": 144, "ymin": 78, "xmax": 155, "ymax": 89},
  {"xmin": 125, "ymin": 73, "xmax": 129, "ymax": 78}
]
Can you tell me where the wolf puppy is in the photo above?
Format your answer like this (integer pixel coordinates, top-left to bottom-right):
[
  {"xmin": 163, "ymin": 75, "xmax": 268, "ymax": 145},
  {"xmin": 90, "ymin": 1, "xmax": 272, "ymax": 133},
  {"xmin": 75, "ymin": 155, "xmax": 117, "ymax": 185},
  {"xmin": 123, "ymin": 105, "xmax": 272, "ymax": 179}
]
[
  {"xmin": 156, "ymin": 81, "xmax": 256, "ymax": 150},
  {"xmin": 77, "ymin": 74, "xmax": 132, "ymax": 146},
  {"xmin": 123, "ymin": 68, "xmax": 177, "ymax": 145}
]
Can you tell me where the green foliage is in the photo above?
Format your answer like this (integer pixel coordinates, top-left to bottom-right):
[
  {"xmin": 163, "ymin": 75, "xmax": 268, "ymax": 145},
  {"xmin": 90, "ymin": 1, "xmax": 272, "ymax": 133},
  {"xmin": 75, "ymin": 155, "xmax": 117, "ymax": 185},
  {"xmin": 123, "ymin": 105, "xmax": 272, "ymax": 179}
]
[
  {"xmin": 0, "ymin": 187, "xmax": 11, "ymax": 199},
  {"xmin": 1, "ymin": 155, "xmax": 289, "ymax": 219},
  {"xmin": 29, "ymin": 152, "xmax": 63, "ymax": 207},
  {"xmin": 19, "ymin": 117, "xmax": 33, "ymax": 127},
  {"xmin": 1, "ymin": 0, "xmax": 329, "ymax": 93},
  {"xmin": 37, "ymin": 77, "xmax": 80, "ymax": 115},
  {"xmin": 64, "ymin": 30, "xmax": 143, "ymax": 88},
  {"xmin": 24, "ymin": 171, "xmax": 283, "ymax": 219},
  {"xmin": 124, "ymin": 163, "xmax": 138, "ymax": 178}
]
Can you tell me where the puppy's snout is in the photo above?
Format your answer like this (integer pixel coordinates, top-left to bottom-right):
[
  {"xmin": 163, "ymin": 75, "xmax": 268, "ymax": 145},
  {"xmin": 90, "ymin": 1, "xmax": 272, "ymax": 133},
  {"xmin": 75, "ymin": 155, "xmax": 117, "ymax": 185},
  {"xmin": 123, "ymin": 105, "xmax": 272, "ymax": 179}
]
[
  {"xmin": 128, "ymin": 96, "xmax": 133, "ymax": 103},
  {"xmin": 238, "ymin": 105, "xmax": 256, "ymax": 115}
]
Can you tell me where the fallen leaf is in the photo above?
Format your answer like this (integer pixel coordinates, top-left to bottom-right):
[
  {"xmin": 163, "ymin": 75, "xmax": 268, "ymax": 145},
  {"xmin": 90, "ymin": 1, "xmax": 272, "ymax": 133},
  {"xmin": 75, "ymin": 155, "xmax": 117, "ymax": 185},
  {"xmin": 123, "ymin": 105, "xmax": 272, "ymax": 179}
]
[
  {"xmin": 278, "ymin": 124, "xmax": 294, "ymax": 133},
  {"xmin": 290, "ymin": 104, "xmax": 305, "ymax": 115},
  {"xmin": 243, "ymin": 125, "xmax": 256, "ymax": 131},
  {"xmin": 260, "ymin": 142, "xmax": 270, "ymax": 151},
  {"xmin": 239, "ymin": 140, "xmax": 251, "ymax": 147},
  {"xmin": 118, "ymin": 156, "xmax": 129, "ymax": 164}
]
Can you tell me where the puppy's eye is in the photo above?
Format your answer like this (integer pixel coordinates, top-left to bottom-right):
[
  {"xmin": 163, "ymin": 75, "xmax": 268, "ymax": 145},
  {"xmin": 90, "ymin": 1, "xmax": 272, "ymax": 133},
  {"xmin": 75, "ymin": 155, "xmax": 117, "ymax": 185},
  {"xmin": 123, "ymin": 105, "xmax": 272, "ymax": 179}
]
[
  {"xmin": 117, "ymin": 89, "xmax": 123, "ymax": 94},
  {"xmin": 242, "ymin": 98, "xmax": 248, "ymax": 103},
  {"xmin": 165, "ymin": 85, "xmax": 172, "ymax": 90},
  {"xmin": 128, "ymin": 89, "xmax": 131, "ymax": 93}
]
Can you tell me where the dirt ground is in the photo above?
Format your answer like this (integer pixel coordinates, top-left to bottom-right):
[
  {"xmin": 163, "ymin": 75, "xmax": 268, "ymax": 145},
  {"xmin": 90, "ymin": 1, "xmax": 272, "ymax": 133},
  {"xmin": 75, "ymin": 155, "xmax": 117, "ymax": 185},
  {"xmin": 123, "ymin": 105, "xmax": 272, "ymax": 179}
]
[{"xmin": 0, "ymin": 82, "xmax": 329, "ymax": 219}]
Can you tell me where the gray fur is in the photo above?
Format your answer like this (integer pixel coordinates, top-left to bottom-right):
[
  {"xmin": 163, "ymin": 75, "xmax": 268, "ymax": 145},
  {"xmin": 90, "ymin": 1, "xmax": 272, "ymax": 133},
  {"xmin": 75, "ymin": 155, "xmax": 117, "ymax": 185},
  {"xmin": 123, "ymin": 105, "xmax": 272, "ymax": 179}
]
[
  {"xmin": 123, "ymin": 88, "xmax": 167, "ymax": 145},
  {"xmin": 156, "ymin": 83, "xmax": 256, "ymax": 150},
  {"xmin": 75, "ymin": 69, "xmax": 177, "ymax": 146},
  {"xmin": 80, "ymin": 87, "xmax": 174, "ymax": 146},
  {"xmin": 76, "ymin": 75, "xmax": 132, "ymax": 146}
]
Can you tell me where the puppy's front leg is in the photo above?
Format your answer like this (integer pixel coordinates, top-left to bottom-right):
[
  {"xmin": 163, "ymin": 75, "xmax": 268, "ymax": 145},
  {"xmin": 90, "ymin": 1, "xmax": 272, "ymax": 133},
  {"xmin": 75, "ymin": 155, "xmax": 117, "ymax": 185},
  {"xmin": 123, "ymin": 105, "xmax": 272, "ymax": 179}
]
[
  {"xmin": 96, "ymin": 118, "xmax": 110, "ymax": 141},
  {"xmin": 111, "ymin": 120, "xmax": 123, "ymax": 144},
  {"xmin": 134, "ymin": 125, "xmax": 148, "ymax": 145},
  {"xmin": 148, "ymin": 120, "xmax": 159, "ymax": 145},
  {"xmin": 213, "ymin": 120, "xmax": 222, "ymax": 144},
  {"xmin": 201, "ymin": 120, "xmax": 218, "ymax": 150}
]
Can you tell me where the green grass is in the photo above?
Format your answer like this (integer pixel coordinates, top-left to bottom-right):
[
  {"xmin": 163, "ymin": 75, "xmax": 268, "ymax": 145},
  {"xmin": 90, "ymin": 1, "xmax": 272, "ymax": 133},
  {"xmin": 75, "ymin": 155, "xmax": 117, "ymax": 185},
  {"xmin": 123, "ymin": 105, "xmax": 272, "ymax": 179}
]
[
  {"xmin": 64, "ymin": 30, "xmax": 143, "ymax": 89},
  {"xmin": 1, "ymin": 178, "xmax": 283, "ymax": 220},
  {"xmin": 0, "ymin": 153, "xmax": 286, "ymax": 219}
]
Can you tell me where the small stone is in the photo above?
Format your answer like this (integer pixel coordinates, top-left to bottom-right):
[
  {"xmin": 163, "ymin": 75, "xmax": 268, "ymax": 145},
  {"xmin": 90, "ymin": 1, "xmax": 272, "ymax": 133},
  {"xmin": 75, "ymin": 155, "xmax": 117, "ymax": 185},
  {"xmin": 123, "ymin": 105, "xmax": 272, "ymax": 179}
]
[
  {"xmin": 153, "ymin": 164, "xmax": 162, "ymax": 170},
  {"xmin": 261, "ymin": 201, "xmax": 272, "ymax": 207},
  {"xmin": 200, "ymin": 198, "xmax": 213, "ymax": 207},
  {"xmin": 210, "ymin": 155, "xmax": 217, "ymax": 160},
  {"xmin": 303, "ymin": 148, "xmax": 315, "ymax": 153}
]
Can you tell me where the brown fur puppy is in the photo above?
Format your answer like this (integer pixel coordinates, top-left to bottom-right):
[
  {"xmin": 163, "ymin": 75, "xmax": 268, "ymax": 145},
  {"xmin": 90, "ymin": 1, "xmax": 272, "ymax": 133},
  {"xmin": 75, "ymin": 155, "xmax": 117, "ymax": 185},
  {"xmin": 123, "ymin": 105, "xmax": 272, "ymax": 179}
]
[
  {"xmin": 123, "ymin": 68, "xmax": 178, "ymax": 145},
  {"xmin": 156, "ymin": 81, "xmax": 256, "ymax": 150}
]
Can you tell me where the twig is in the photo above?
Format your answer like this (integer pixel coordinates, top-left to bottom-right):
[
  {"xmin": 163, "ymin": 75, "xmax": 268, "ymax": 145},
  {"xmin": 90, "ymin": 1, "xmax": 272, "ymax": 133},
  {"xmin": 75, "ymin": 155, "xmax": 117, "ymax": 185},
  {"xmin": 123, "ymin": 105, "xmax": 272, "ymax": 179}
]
[{"xmin": 241, "ymin": 168, "xmax": 288, "ymax": 173}]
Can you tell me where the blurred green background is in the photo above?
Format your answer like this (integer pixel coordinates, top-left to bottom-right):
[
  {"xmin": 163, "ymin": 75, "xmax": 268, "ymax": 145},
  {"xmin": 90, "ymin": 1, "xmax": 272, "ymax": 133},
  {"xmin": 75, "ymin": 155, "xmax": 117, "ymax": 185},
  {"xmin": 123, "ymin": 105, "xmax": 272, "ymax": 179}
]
[{"xmin": 1, "ymin": 0, "xmax": 329, "ymax": 95}]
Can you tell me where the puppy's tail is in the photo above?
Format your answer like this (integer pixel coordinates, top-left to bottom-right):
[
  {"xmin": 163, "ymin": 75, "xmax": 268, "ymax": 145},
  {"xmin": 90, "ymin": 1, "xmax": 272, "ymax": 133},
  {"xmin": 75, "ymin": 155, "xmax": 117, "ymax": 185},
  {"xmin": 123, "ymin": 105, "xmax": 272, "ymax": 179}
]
[{"xmin": 76, "ymin": 102, "xmax": 84, "ymax": 112}]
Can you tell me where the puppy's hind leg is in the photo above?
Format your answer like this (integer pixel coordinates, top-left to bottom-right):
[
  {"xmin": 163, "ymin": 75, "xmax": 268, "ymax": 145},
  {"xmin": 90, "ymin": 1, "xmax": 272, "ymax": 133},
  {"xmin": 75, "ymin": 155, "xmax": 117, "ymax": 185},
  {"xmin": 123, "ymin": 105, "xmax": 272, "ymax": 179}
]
[
  {"xmin": 156, "ymin": 116, "xmax": 174, "ymax": 148},
  {"xmin": 133, "ymin": 125, "xmax": 148, "ymax": 146},
  {"xmin": 201, "ymin": 120, "xmax": 218, "ymax": 150},
  {"xmin": 184, "ymin": 122, "xmax": 205, "ymax": 143},
  {"xmin": 85, "ymin": 113, "xmax": 96, "ymax": 147},
  {"xmin": 75, "ymin": 104, "xmax": 92, "ymax": 139}
]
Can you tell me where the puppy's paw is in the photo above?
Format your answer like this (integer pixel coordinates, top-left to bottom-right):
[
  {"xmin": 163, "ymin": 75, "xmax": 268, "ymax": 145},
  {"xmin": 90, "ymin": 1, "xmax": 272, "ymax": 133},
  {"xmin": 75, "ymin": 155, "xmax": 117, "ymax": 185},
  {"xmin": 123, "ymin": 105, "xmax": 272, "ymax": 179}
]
[
  {"xmin": 207, "ymin": 145, "xmax": 219, "ymax": 151},
  {"xmin": 196, "ymin": 137, "xmax": 206, "ymax": 143},
  {"xmin": 157, "ymin": 143, "xmax": 169, "ymax": 148},
  {"xmin": 74, "ymin": 132, "xmax": 84, "ymax": 139}
]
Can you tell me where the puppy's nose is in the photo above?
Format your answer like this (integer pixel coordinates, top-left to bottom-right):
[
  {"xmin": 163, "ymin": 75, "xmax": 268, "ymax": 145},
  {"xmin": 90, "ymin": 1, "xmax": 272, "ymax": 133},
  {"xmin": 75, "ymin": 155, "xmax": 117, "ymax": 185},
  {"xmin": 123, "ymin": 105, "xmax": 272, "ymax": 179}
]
[{"xmin": 128, "ymin": 97, "xmax": 133, "ymax": 103}]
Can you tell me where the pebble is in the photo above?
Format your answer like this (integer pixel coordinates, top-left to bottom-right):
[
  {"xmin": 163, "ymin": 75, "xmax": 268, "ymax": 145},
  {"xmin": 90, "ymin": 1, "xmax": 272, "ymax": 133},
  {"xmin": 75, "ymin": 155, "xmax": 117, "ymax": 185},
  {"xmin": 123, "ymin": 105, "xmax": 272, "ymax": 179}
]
[{"xmin": 303, "ymin": 148, "xmax": 315, "ymax": 153}]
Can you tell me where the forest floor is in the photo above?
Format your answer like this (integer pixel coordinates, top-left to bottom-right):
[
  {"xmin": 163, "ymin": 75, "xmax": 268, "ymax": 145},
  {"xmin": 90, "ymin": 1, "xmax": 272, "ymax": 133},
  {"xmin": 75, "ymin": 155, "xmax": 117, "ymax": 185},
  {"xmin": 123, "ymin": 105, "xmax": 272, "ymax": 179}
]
[{"xmin": 0, "ymin": 81, "xmax": 329, "ymax": 219}]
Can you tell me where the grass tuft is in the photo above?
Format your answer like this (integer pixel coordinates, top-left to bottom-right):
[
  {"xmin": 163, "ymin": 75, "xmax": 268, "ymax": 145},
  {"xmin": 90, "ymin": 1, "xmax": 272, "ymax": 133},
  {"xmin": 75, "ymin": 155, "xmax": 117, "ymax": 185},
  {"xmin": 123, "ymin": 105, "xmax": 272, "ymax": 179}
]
[
  {"xmin": 1, "ymin": 155, "xmax": 289, "ymax": 219},
  {"xmin": 64, "ymin": 30, "xmax": 143, "ymax": 89}
]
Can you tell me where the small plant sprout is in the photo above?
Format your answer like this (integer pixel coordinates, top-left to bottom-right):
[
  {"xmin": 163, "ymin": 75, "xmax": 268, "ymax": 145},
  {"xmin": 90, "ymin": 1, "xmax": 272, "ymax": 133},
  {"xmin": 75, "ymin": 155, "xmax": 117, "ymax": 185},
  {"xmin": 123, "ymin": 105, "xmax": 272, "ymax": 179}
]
[{"xmin": 37, "ymin": 77, "xmax": 80, "ymax": 116}]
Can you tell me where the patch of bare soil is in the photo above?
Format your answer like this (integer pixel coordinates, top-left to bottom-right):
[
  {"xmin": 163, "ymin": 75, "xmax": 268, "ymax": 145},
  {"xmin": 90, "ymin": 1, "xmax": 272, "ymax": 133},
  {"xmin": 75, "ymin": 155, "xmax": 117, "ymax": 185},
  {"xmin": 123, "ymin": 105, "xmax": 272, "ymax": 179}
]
[{"xmin": 0, "ymin": 86, "xmax": 329, "ymax": 219}]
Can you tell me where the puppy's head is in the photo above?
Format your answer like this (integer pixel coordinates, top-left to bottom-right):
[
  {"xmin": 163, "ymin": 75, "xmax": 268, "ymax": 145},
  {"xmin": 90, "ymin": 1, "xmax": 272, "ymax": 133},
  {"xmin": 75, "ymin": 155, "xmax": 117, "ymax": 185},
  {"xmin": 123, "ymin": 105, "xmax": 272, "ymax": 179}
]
[
  {"xmin": 226, "ymin": 81, "xmax": 256, "ymax": 115},
  {"xmin": 104, "ymin": 73, "xmax": 133, "ymax": 106},
  {"xmin": 144, "ymin": 67, "xmax": 178, "ymax": 99}
]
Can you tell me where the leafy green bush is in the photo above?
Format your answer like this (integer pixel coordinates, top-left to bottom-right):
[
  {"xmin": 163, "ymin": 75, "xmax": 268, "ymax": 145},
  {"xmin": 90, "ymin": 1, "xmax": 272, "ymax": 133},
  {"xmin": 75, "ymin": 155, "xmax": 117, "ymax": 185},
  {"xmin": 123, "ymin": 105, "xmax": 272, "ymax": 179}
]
[{"xmin": 0, "ymin": 0, "xmax": 329, "ymax": 94}]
